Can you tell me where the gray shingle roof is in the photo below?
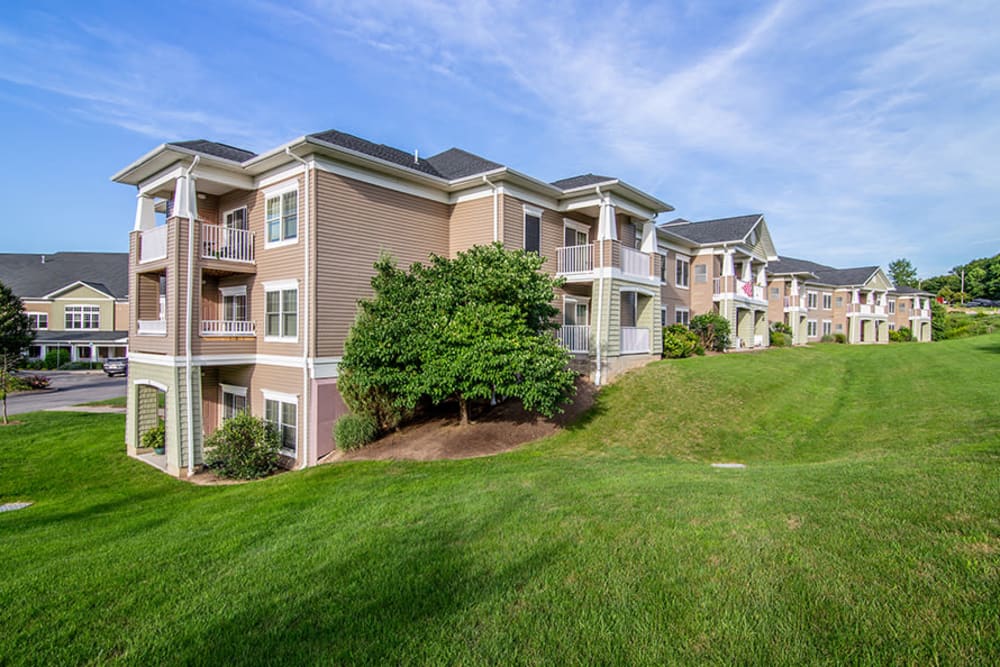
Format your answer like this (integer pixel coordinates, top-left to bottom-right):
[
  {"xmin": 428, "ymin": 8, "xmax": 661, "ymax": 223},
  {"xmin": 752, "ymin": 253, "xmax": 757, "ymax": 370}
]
[
  {"xmin": 660, "ymin": 214, "xmax": 762, "ymax": 244},
  {"xmin": 889, "ymin": 285, "xmax": 934, "ymax": 296},
  {"xmin": 168, "ymin": 140, "xmax": 257, "ymax": 162},
  {"xmin": 550, "ymin": 174, "xmax": 617, "ymax": 190},
  {"xmin": 812, "ymin": 266, "xmax": 880, "ymax": 287},
  {"xmin": 308, "ymin": 129, "xmax": 447, "ymax": 177},
  {"xmin": 768, "ymin": 256, "xmax": 834, "ymax": 275},
  {"xmin": 0, "ymin": 252, "xmax": 129, "ymax": 299},
  {"xmin": 425, "ymin": 148, "xmax": 503, "ymax": 180},
  {"xmin": 34, "ymin": 330, "xmax": 129, "ymax": 343}
]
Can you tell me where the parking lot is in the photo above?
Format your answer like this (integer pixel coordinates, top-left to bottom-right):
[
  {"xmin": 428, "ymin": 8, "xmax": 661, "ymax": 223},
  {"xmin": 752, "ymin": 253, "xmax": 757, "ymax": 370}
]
[{"xmin": 5, "ymin": 371, "xmax": 127, "ymax": 416}]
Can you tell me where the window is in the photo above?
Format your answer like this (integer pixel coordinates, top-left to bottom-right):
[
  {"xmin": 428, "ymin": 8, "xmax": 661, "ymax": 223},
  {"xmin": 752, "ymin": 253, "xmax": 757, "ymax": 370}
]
[
  {"xmin": 265, "ymin": 188, "xmax": 298, "ymax": 245},
  {"xmin": 806, "ymin": 292, "xmax": 818, "ymax": 309},
  {"xmin": 28, "ymin": 345, "xmax": 42, "ymax": 358},
  {"xmin": 264, "ymin": 392, "xmax": 297, "ymax": 454},
  {"xmin": 563, "ymin": 219, "xmax": 589, "ymax": 247},
  {"xmin": 822, "ymin": 293, "xmax": 832, "ymax": 310},
  {"xmin": 889, "ymin": 323, "xmax": 896, "ymax": 331},
  {"xmin": 675, "ymin": 307, "xmax": 690, "ymax": 326},
  {"xmin": 807, "ymin": 320, "xmax": 818, "ymax": 337},
  {"xmin": 620, "ymin": 292, "xmax": 637, "ymax": 327},
  {"xmin": 822, "ymin": 320, "xmax": 832, "ymax": 336},
  {"xmin": 836, "ymin": 323, "xmax": 844, "ymax": 332},
  {"xmin": 675, "ymin": 257, "xmax": 690, "ymax": 288},
  {"xmin": 221, "ymin": 286, "xmax": 247, "ymax": 321},
  {"xmin": 888, "ymin": 300, "xmax": 896, "ymax": 314},
  {"xmin": 770, "ymin": 287, "xmax": 780, "ymax": 300},
  {"xmin": 694, "ymin": 264, "xmax": 708, "ymax": 284},
  {"xmin": 563, "ymin": 299, "xmax": 588, "ymax": 326},
  {"xmin": 224, "ymin": 207, "xmax": 248, "ymax": 231},
  {"xmin": 659, "ymin": 254, "xmax": 667, "ymax": 283},
  {"xmin": 220, "ymin": 384, "xmax": 247, "ymax": 422},
  {"xmin": 899, "ymin": 301, "xmax": 907, "ymax": 311},
  {"xmin": 77, "ymin": 346, "xmax": 92, "ymax": 359},
  {"xmin": 264, "ymin": 281, "xmax": 298, "ymax": 340},
  {"xmin": 27, "ymin": 313, "xmax": 48, "ymax": 329},
  {"xmin": 65, "ymin": 305, "xmax": 100, "ymax": 329},
  {"xmin": 524, "ymin": 207, "xmax": 541, "ymax": 254},
  {"xmin": 660, "ymin": 307, "xmax": 667, "ymax": 326},
  {"xmin": 836, "ymin": 296, "xmax": 844, "ymax": 307}
]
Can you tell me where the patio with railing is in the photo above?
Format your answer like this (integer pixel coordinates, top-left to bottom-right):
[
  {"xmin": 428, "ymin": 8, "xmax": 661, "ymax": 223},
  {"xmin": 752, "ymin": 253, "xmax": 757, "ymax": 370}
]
[
  {"xmin": 556, "ymin": 325, "xmax": 590, "ymax": 353},
  {"xmin": 620, "ymin": 327, "xmax": 650, "ymax": 354}
]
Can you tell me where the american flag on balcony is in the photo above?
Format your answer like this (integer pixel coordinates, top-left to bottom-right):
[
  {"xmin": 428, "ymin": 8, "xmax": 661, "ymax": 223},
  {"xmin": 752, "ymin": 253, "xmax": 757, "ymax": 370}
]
[{"xmin": 742, "ymin": 280, "xmax": 754, "ymax": 297}]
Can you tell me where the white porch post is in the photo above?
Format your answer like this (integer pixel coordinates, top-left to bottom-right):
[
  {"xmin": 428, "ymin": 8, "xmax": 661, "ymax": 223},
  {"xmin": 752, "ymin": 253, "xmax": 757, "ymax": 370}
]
[
  {"xmin": 597, "ymin": 197, "xmax": 617, "ymax": 241},
  {"xmin": 722, "ymin": 249, "xmax": 735, "ymax": 276},
  {"xmin": 639, "ymin": 220, "xmax": 657, "ymax": 253},
  {"xmin": 133, "ymin": 195, "xmax": 156, "ymax": 231}
]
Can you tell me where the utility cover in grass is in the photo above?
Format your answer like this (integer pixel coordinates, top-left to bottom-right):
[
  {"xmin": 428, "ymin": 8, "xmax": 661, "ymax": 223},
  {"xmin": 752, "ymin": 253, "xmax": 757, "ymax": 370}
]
[
  {"xmin": 711, "ymin": 463, "xmax": 746, "ymax": 469},
  {"xmin": 0, "ymin": 502, "xmax": 33, "ymax": 512}
]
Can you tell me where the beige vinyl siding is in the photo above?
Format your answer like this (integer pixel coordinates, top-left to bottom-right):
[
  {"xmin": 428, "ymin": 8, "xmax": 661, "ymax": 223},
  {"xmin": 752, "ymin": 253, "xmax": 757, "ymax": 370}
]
[
  {"xmin": 114, "ymin": 302, "xmax": 129, "ymax": 330},
  {"xmin": 313, "ymin": 170, "xmax": 451, "ymax": 358},
  {"xmin": 450, "ymin": 196, "xmax": 495, "ymax": 257},
  {"xmin": 766, "ymin": 277, "xmax": 786, "ymax": 323},
  {"xmin": 500, "ymin": 194, "xmax": 523, "ymax": 251},
  {"xmin": 689, "ymin": 254, "xmax": 717, "ymax": 316}
]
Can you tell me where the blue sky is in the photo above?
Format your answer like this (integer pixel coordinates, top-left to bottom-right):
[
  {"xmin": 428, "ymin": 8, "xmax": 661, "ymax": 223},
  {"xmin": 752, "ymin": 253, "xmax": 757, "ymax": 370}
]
[{"xmin": 1, "ymin": 0, "xmax": 998, "ymax": 277}]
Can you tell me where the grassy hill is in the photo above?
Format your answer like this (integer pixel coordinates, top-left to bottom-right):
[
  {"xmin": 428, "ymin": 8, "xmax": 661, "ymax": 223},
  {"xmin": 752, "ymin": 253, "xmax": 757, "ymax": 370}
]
[{"xmin": 1, "ymin": 336, "xmax": 998, "ymax": 665}]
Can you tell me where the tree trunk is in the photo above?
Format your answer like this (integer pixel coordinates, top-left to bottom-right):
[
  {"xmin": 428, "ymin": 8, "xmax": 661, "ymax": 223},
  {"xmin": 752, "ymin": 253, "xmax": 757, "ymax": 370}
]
[
  {"xmin": 1, "ymin": 355, "xmax": 8, "ymax": 425},
  {"xmin": 458, "ymin": 396, "xmax": 470, "ymax": 425}
]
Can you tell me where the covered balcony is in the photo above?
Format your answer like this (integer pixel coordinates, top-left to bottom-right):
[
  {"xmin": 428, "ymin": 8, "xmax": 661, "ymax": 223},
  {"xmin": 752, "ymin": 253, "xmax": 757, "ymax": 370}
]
[
  {"xmin": 713, "ymin": 276, "xmax": 766, "ymax": 303},
  {"xmin": 556, "ymin": 240, "xmax": 658, "ymax": 282}
]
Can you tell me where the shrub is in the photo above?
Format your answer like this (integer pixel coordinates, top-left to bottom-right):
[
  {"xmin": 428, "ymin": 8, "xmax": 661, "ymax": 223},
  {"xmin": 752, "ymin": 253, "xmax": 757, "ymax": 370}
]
[
  {"xmin": 23, "ymin": 359, "xmax": 45, "ymax": 370},
  {"xmin": 689, "ymin": 313, "xmax": 731, "ymax": 352},
  {"xmin": 59, "ymin": 361, "xmax": 99, "ymax": 370},
  {"xmin": 334, "ymin": 413, "xmax": 380, "ymax": 451},
  {"xmin": 833, "ymin": 333, "xmax": 847, "ymax": 344},
  {"xmin": 4, "ymin": 373, "xmax": 50, "ymax": 392},
  {"xmin": 44, "ymin": 348, "xmax": 70, "ymax": 370},
  {"xmin": 770, "ymin": 331, "xmax": 789, "ymax": 347},
  {"xmin": 141, "ymin": 422, "xmax": 165, "ymax": 451},
  {"xmin": 897, "ymin": 327, "xmax": 913, "ymax": 342},
  {"xmin": 820, "ymin": 334, "xmax": 835, "ymax": 343},
  {"xmin": 770, "ymin": 321, "xmax": 792, "ymax": 335},
  {"xmin": 662, "ymin": 325, "xmax": 703, "ymax": 358},
  {"xmin": 204, "ymin": 412, "xmax": 280, "ymax": 480}
]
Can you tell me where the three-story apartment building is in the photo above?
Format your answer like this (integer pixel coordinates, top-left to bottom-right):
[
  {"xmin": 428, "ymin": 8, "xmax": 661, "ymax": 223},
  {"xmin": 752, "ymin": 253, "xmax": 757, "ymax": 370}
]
[{"xmin": 114, "ymin": 131, "xmax": 674, "ymax": 477}]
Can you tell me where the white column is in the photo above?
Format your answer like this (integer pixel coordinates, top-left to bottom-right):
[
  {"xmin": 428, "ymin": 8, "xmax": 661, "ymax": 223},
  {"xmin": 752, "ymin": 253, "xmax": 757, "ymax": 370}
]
[
  {"xmin": 639, "ymin": 220, "xmax": 657, "ymax": 253},
  {"xmin": 791, "ymin": 277, "xmax": 799, "ymax": 295},
  {"xmin": 597, "ymin": 198, "xmax": 617, "ymax": 241},
  {"xmin": 133, "ymin": 195, "xmax": 156, "ymax": 231},
  {"xmin": 722, "ymin": 249, "xmax": 735, "ymax": 276},
  {"xmin": 756, "ymin": 265, "xmax": 766, "ymax": 285}
]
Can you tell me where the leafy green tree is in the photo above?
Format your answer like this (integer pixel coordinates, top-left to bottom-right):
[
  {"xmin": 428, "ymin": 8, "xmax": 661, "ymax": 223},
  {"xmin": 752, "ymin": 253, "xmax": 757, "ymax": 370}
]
[
  {"xmin": 888, "ymin": 258, "xmax": 918, "ymax": 287},
  {"xmin": 0, "ymin": 281, "xmax": 34, "ymax": 424},
  {"xmin": 930, "ymin": 301, "xmax": 948, "ymax": 340},
  {"xmin": 689, "ymin": 313, "xmax": 731, "ymax": 352},
  {"xmin": 339, "ymin": 244, "xmax": 576, "ymax": 428}
]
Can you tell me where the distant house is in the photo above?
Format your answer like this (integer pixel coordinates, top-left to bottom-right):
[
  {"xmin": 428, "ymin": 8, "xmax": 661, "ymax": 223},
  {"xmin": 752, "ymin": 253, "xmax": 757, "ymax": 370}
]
[
  {"xmin": 0, "ymin": 252, "xmax": 130, "ymax": 361},
  {"xmin": 887, "ymin": 285, "xmax": 934, "ymax": 341}
]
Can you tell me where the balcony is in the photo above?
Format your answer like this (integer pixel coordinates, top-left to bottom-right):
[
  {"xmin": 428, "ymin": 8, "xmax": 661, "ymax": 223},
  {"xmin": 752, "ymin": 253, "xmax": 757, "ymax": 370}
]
[
  {"xmin": 201, "ymin": 320, "xmax": 255, "ymax": 337},
  {"xmin": 783, "ymin": 295, "xmax": 807, "ymax": 312},
  {"xmin": 139, "ymin": 226, "xmax": 168, "ymax": 264},
  {"xmin": 137, "ymin": 319, "xmax": 166, "ymax": 336},
  {"xmin": 201, "ymin": 223, "xmax": 254, "ymax": 264},
  {"xmin": 848, "ymin": 303, "xmax": 887, "ymax": 317},
  {"xmin": 713, "ymin": 277, "xmax": 766, "ymax": 303},
  {"xmin": 556, "ymin": 325, "xmax": 590, "ymax": 353},
  {"xmin": 620, "ymin": 326, "xmax": 650, "ymax": 354},
  {"xmin": 555, "ymin": 241, "xmax": 655, "ymax": 282},
  {"xmin": 910, "ymin": 308, "xmax": 932, "ymax": 319}
]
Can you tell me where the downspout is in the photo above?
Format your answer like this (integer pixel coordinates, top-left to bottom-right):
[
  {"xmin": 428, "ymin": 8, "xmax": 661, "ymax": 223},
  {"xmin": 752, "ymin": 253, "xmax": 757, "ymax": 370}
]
[
  {"xmin": 285, "ymin": 148, "xmax": 311, "ymax": 469},
  {"xmin": 594, "ymin": 185, "xmax": 605, "ymax": 386},
  {"xmin": 482, "ymin": 175, "xmax": 499, "ymax": 242},
  {"xmin": 183, "ymin": 155, "xmax": 200, "ymax": 477}
]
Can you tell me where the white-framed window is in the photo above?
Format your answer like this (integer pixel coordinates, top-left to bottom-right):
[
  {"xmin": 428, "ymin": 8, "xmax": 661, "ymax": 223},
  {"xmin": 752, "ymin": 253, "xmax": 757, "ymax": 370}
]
[
  {"xmin": 675, "ymin": 256, "xmax": 690, "ymax": 288},
  {"xmin": 836, "ymin": 323, "xmax": 844, "ymax": 332},
  {"xmin": 563, "ymin": 297, "xmax": 589, "ymax": 326},
  {"xmin": 263, "ymin": 390, "xmax": 298, "ymax": 454},
  {"xmin": 807, "ymin": 319, "xmax": 818, "ymax": 337},
  {"xmin": 822, "ymin": 320, "xmax": 832, "ymax": 336},
  {"xmin": 822, "ymin": 293, "xmax": 832, "ymax": 310},
  {"xmin": 836, "ymin": 296, "xmax": 844, "ymax": 307},
  {"xmin": 806, "ymin": 291, "xmax": 818, "ymax": 309},
  {"xmin": 27, "ymin": 312, "xmax": 48, "ymax": 330},
  {"xmin": 888, "ymin": 300, "xmax": 896, "ymax": 314},
  {"xmin": 264, "ymin": 185, "xmax": 298, "ymax": 247},
  {"xmin": 562, "ymin": 218, "xmax": 589, "ymax": 247},
  {"xmin": 524, "ymin": 205, "xmax": 542, "ymax": 254},
  {"xmin": 675, "ymin": 307, "xmax": 690, "ymax": 326},
  {"xmin": 770, "ymin": 287, "xmax": 780, "ymax": 300},
  {"xmin": 27, "ymin": 345, "xmax": 42, "ymax": 358},
  {"xmin": 660, "ymin": 306, "xmax": 667, "ymax": 326},
  {"xmin": 264, "ymin": 280, "xmax": 298, "ymax": 341},
  {"xmin": 220, "ymin": 285, "xmax": 248, "ymax": 321},
  {"xmin": 224, "ymin": 206, "xmax": 248, "ymax": 231},
  {"xmin": 899, "ymin": 301, "xmax": 907, "ymax": 311},
  {"xmin": 76, "ymin": 346, "xmax": 92, "ymax": 359},
  {"xmin": 65, "ymin": 305, "xmax": 100, "ymax": 329},
  {"xmin": 693, "ymin": 264, "xmax": 708, "ymax": 284},
  {"xmin": 889, "ymin": 323, "xmax": 896, "ymax": 331},
  {"xmin": 220, "ymin": 384, "xmax": 247, "ymax": 423}
]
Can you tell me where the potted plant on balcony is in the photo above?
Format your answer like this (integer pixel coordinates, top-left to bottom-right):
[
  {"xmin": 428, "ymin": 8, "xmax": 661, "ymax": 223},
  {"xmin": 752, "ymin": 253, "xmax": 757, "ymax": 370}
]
[{"xmin": 141, "ymin": 422, "xmax": 166, "ymax": 455}]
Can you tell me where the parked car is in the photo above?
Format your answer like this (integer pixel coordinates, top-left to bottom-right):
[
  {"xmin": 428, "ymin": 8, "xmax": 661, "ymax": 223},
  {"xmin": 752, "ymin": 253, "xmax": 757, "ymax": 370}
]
[
  {"xmin": 103, "ymin": 357, "xmax": 128, "ymax": 377},
  {"xmin": 967, "ymin": 298, "xmax": 1000, "ymax": 308}
]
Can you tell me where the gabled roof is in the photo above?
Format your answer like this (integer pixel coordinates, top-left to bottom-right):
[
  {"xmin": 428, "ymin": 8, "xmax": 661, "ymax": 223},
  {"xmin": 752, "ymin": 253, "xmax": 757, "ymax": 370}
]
[
  {"xmin": 43, "ymin": 280, "xmax": 116, "ymax": 300},
  {"xmin": 768, "ymin": 255, "xmax": 833, "ymax": 276},
  {"xmin": 550, "ymin": 174, "xmax": 617, "ymax": 190},
  {"xmin": 889, "ymin": 285, "xmax": 935, "ymax": 296},
  {"xmin": 308, "ymin": 129, "xmax": 446, "ymax": 177},
  {"xmin": 425, "ymin": 148, "xmax": 504, "ymax": 180},
  {"xmin": 659, "ymin": 214, "xmax": 764, "ymax": 244},
  {"xmin": 812, "ymin": 266, "xmax": 882, "ymax": 287},
  {"xmin": 168, "ymin": 140, "xmax": 257, "ymax": 163},
  {"xmin": 0, "ymin": 252, "xmax": 129, "ymax": 299}
]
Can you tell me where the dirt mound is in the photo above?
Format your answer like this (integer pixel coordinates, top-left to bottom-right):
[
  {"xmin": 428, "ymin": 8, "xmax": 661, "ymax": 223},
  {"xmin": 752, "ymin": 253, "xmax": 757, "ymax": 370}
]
[{"xmin": 327, "ymin": 378, "xmax": 597, "ymax": 462}]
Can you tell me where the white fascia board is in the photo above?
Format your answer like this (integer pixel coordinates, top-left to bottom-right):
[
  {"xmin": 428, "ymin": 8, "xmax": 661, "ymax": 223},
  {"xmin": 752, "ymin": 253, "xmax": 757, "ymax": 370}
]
[
  {"xmin": 312, "ymin": 156, "xmax": 449, "ymax": 204},
  {"xmin": 191, "ymin": 162, "xmax": 254, "ymax": 191},
  {"xmin": 138, "ymin": 165, "xmax": 185, "ymax": 196},
  {"xmin": 256, "ymin": 164, "xmax": 306, "ymax": 190},
  {"xmin": 43, "ymin": 281, "xmax": 115, "ymax": 300},
  {"xmin": 495, "ymin": 184, "xmax": 561, "ymax": 213},
  {"xmin": 308, "ymin": 357, "xmax": 341, "ymax": 379},
  {"xmin": 297, "ymin": 136, "xmax": 450, "ymax": 188}
]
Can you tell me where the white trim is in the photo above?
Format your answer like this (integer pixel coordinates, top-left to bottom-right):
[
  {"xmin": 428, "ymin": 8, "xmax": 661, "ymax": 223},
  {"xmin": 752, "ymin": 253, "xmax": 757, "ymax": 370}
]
[
  {"xmin": 128, "ymin": 351, "xmax": 307, "ymax": 368},
  {"xmin": 262, "ymin": 389, "xmax": 299, "ymax": 456},
  {"xmin": 263, "ymin": 278, "xmax": 299, "ymax": 291},
  {"xmin": 312, "ymin": 156, "xmax": 450, "ymax": 204},
  {"xmin": 618, "ymin": 285, "xmax": 657, "ymax": 297},
  {"xmin": 134, "ymin": 378, "xmax": 169, "ymax": 392},
  {"xmin": 523, "ymin": 204, "xmax": 544, "ymax": 217},
  {"xmin": 257, "ymin": 165, "xmax": 306, "ymax": 190},
  {"xmin": 562, "ymin": 218, "xmax": 590, "ymax": 235},
  {"xmin": 308, "ymin": 357, "xmax": 342, "ymax": 379},
  {"xmin": 262, "ymin": 389, "xmax": 298, "ymax": 404},
  {"xmin": 220, "ymin": 383, "xmax": 247, "ymax": 397},
  {"xmin": 263, "ymin": 185, "xmax": 299, "ymax": 248},
  {"xmin": 26, "ymin": 312, "xmax": 49, "ymax": 330},
  {"xmin": 43, "ymin": 281, "xmax": 116, "ymax": 300},
  {"xmin": 807, "ymin": 319, "xmax": 818, "ymax": 337},
  {"xmin": 262, "ymin": 180, "xmax": 299, "ymax": 199},
  {"xmin": 562, "ymin": 294, "xmax": 591, "ymax": 305},
  {"xmin": 219, "ymin": 285, "xmax": 247, "ymax": 298},
  {"xmin": 674, "ymin": 255, "xmax": 690, "ymax": 289},
  {"xmin": 821, "ymin": 319, "xmax": 832, "ymax": 336}
]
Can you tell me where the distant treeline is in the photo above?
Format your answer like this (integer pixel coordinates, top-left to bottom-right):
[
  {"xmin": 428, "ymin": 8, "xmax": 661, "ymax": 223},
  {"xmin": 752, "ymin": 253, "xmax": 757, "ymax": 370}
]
[{"xmin": 920, "ymin": 253, "xmax": 1000, "ymax": 300}]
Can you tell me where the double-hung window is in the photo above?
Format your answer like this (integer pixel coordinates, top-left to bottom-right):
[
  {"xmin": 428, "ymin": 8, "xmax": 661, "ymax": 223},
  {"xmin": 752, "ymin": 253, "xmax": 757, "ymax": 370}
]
[
  {"xmin": 524, "ymin": 206, "xmax": 542, "ymax": 254},
  {"xmin": 822, "ymin": 320, "xmax": 832, "ymax": 336},
  {"xmin": 675, "ymin": 307, "xmax": 690, "ymax": 326},
  {"xmin": 220, "ymin": 286, "xmax": 247, "ymax": 322},
  {"xmin": 888, "ymin": 300, "xmax": 896, "ymax": 314},
  {"xmin": 806, "ymin": 291, "xmax": 818, "ymax": 309},
  {"xmin": 28, "ymin": 313, "xmax": 48, "ymax": 330},
  {"xmin": 264, "ymin": 280, "xmax": 298, "ymax": 341},
  {"xmin": 65, "ymin": 305, "xmax": 100, "ymax": 329},
  {"xmin": 822, "ymin": 293, "xmax": 832, "ymax": 310},
  {"xmin": 265, "ymin": 187, "xmax": 298, "ymax": 246},
  {"xmin": 693, "ymin": 264, "xmax": 708, "ymax": 284},
  {"xmin": 220, "ymin": 384, "xmax": 247, "ymax": 422},
  {"xmin": 263, "ymin": 391, "xmax": 298, "ymax": 454},
  {"xmin": 675, "ymin": 256, "xmax": 690, "ymax": 288},
  {"xmin": 807, "ymin": 320, "xmax": 818, "ymax": 337}
]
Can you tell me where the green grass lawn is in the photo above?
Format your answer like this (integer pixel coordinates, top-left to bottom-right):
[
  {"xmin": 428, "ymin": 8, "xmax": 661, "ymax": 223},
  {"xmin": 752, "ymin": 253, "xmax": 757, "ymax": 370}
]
[{"xmin": 2, "ymin": 336, "xmax": 998, "ymax": 665}]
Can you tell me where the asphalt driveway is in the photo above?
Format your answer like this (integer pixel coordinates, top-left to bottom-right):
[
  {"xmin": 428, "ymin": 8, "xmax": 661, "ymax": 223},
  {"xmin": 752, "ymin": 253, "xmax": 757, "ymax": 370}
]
[{"xmin": 5, "ymin": 371, "xmax": 127, "ymax": 416}]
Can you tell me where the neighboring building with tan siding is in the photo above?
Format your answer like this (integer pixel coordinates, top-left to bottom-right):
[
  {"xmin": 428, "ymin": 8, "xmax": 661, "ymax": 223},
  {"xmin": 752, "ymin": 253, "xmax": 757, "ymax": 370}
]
[
  {"xmin": 887, "ymin": 286, "xmax": 934, "ymax": 341},
  {"xmin": 0, "ymin": 252, "xmax": 129, "ymax": 362},
  {"xmin": 113, "ymin": 131, "xmax": 674, "ymax": 477}
]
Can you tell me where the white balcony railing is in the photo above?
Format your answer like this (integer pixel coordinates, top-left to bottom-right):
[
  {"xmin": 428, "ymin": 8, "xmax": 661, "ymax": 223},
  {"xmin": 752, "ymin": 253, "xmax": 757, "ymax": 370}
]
[
  {"xmin": 783, "ymin": 295, "xmax": 807, "ymax": 309},
  {"xmin": 201, "ymin": 320, "xmax": 255, "ymax": 337},
  {"xmin": 137, "ymin": 319, "xmax": 166, "ymax": 336},
  {"xmin": 556, "ymin": 244, "xmax": 593, "ymax": 274},
  {"xmin": 556, "ymin": 325, "xmax": 590, "ymax": 353},
  {"xmin": 735, "ymin": 279, "xmax": 765, "ymax": 301},
  {"xmin": 753, "ymin": 334, "xmax": 764, "ymax": 347},
  {"xmin": 849, "ymin": 303, "xmax": 887, "ymax": 316},
  {"xmin": 620, "ymin": 246, "xmax": 651, "ymax": 279},
  {"xmin": 911, "ymin": 308, "xmax": 932, "ymax": 319},
  {"xmin": 620, "ymin": 326, "xmax": 650, "ymax": 354},
  {"xmin": 139, "ymin": 225, "xmax": 168, "ymax": 263},
  {"xmin": 201, "ymin": 224, "xmax": 254, "ymax": 263}
]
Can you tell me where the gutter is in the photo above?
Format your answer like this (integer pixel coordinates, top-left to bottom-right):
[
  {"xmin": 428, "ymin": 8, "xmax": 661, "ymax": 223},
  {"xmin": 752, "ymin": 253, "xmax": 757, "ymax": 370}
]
[
  {"xmin": 482, "ymin": 175, "xmax": 499, "ymax": 242},
  {"xmin": 183, "ymin": 155, "xmax": 200, "ymax": 477},
  {"xmin": 285, "ymin": 148, "xmax": 311, "ymax": 469},
  {"xmin": 594, "ymin": 185, "xmax": 605, "ymax": 386}
]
